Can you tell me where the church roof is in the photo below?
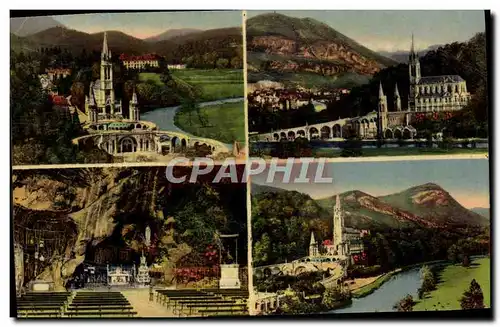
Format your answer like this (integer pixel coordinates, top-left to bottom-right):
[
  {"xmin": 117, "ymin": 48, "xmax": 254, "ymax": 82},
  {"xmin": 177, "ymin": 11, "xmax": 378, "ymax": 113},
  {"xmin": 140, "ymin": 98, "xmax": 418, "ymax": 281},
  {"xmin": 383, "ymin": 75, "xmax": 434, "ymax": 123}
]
[{"xmin": 418, "ymin": 75, "xmax": 465, "ymax": 84}]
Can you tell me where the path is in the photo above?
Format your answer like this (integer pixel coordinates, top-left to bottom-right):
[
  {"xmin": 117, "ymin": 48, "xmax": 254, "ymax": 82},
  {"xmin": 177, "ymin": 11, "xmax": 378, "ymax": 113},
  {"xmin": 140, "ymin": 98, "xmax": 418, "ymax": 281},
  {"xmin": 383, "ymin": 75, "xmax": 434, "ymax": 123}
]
[{"xmin": 121, "ymin": 288, "xmax": 176, "ymax": 318}]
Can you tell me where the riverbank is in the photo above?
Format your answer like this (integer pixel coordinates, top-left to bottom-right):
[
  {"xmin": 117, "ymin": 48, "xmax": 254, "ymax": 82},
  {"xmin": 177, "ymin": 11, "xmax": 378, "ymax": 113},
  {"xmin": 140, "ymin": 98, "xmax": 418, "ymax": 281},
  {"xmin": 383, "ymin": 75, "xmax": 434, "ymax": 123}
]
[
  {"xmin": 174, "ymin": 101, "xmax": 245, "ymax": 144},
  {"xmin": 413, "ymin": 257, "xmax": 490, "ymax": 311},
  {"xmin": 351, "ymin": 269, "xmax": 401, "ymax": 298}
]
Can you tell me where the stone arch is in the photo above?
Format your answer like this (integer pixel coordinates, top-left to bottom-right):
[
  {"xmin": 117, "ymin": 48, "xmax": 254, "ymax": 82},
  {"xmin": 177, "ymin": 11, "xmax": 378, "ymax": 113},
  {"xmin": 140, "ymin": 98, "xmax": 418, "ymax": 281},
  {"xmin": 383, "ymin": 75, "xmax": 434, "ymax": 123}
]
[
  {"xmin": 287, "ymin": 131, "xmax": 296, "ymax": 140},
  {"xmin": 273, "ymin": 133, "xmax": 279, "ymax": 141},
  {"xmin": 271, "ymin": 267, "xmax": 281, "ymax": 275},
  {"xmin": 394, "ymin": 128, "xmax": 403, "ymax": 139},
  {"xmin": 309, "ymin": 127, "xmax": 319, "ymax": 139},
  {"xmin": 119, "ymin": 137, "xmax": 137, "ymax": 153},
  {"xmin": 297, "ymin": 130, "xmax": 306, "ymax": 138},
  {"xmin": 295, "ymin": 266, "xmax": 307, "ymax": 275},
  {"xmin": 332, "ymin": 124, "xmax": 342, "ymax": 138},
  {"xmin": 135, "ymin": 123, "xmax": 142, "ymax": 129},
  {"xmin": 171, "ymin": 136, "xmax": 180, "ymax": 152},
  {"xmin": 320, "ymin": 126, "xmax": 331, "ymax": 139},
  {"xmin": 384, "ymin": 129, "xmax": 394, "ymax": 139},
  {"xmin": 181, "ymin": 139, "xmax": 187, "ymax": 149},
  {"xmin": 263, "ymin": 268, "xmax": 272, "ymax": 277},
  {"xmin": 403, "ymin": 128, "xmax": 413, "ymax": 140},
  {"xmin": 280, "ymin": 132, "xmax": 287, "ymax": 140}
]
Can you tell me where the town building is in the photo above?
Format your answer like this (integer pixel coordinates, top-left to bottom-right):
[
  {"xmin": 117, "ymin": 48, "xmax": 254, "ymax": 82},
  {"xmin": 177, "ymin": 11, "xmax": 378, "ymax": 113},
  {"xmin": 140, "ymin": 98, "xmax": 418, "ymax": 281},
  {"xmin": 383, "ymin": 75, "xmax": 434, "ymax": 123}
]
[
  {"xmin": 45, "ymin": 68, "xmax": 71, "ymax": 81},
  {"xmin": 119, "ymin": 53, "xmax": 161, "ymax": 70},
  {"xmin": 408, "ymin": 34, "xmax": 471, "ymax": 112},
  {"xmin": 167, "ymin": 64, "xmax": 186, "ymax": 70}
]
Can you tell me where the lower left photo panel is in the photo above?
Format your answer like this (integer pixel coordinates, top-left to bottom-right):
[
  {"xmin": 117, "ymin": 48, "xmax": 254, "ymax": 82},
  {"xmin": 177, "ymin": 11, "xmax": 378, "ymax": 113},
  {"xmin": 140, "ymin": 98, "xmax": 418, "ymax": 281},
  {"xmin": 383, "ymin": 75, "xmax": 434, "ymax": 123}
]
[{"xmin": 12, "ymin": 165, "xmax": 249, "ymax": 318}]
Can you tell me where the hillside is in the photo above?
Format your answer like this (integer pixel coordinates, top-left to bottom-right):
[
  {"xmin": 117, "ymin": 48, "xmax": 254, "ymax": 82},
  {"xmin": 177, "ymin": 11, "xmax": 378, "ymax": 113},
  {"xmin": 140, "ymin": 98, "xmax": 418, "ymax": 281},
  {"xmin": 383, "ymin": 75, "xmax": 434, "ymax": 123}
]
[
  {"xmin": 471, "ymin": 207, "xmax": 490, "ymax": 219},
  {"xmin": 378, "ymin": 44, "xmax": 442, "ymax": 63},
  {"xmin": 10, "ymin": 16, "xmax": 63, "ymax": 37},
  {"xmin": 316, "ymin": 190, "xmax": 436, "ymax": 229},
  {"xmin": 14, "ymin": 25, "xmax": 241, "ymax": 64},
  {"xmin": 24, "ymin": 27, "xmax": 157, "ymax": 54},
  {"xmin": 250, "ymin": 183, "xmax": 287, "ymax": 195},
  {"xmin": 246, "ymin": 13, "xmax": 396, "ymax": 88},
  {"xmin": 380, "ymin": 183, "xmax": 489, "ymax": 227},
  {"xmin": 155, "ymin": 27, "xmax": 243, "ymax": 63},
  {"xmin": 144, "ymin": 28, "xmax": 202, "ymax": 42},
  {"xmin": 251, "ymin": 189, "xmax": 331, "ymax": 265}
]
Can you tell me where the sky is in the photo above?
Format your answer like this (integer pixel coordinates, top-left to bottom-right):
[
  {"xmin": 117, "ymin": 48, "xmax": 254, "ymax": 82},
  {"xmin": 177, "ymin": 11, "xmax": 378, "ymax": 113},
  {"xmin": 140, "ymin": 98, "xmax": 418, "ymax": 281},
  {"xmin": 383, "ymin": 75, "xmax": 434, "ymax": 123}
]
[
  {"xmin": 252, "ymin": 159, "xmax": 490, "ymax": 209},
  {"xmin": 247, "ymin": 10, "xmax": 486, "ymax": 52},
  {"xmin": 53, "ymin": 11, "xmax": 242, "ymax": 39}
]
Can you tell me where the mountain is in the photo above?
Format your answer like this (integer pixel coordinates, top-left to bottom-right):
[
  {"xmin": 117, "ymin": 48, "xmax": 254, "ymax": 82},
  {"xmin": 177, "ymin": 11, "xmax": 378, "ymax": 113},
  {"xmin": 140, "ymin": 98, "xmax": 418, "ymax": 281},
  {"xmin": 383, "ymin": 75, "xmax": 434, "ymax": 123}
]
[
  {"xmin": 153, "ymin": 27, "xmax": 243, "ymax": 62},
  {"xmin": 246, "ymin": 13, "xmax": 397, "ymax": 89},
  {"xmin": 15, "ymin": 25, "xmax": 241, "ymax": 62},
  {"xmin": 316, "ymin": 190, "xmax": 436, "ymax": 229},
  {"xmin": 380, "ymin": 183, "xmax": 489, "ymax": 227},
  {"xmin": 10, "ymin": 33, "xmax": 38, "ymax": 53},
  {"xmin": 144, "ymin": 28, "xmax": 203, "ymax": 42},
  {"xmin": 378, "ymin": 44, "xmax": 443, "ymax": 63},
  {"xmin": 10, "ymin": 16, "xmax": 63, "ymax": 37},
  {"xmin": 251, "ymin": 183, "xmax": 288, "ymax": 195},
  {"xmin": 24, "ymin": 27, "xmax": 156, "ymax": 54},
  {"xmin": 469, "ymin": 207, "xmax": 490, "ymax": 220}
]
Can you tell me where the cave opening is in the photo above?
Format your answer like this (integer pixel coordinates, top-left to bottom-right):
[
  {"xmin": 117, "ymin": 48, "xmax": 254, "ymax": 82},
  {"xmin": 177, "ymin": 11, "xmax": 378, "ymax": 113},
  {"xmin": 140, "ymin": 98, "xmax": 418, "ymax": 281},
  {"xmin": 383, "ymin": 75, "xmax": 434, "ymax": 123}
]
[{"xmin": 67, "ymin": 214, "xmax": 162, "ymax": 289}]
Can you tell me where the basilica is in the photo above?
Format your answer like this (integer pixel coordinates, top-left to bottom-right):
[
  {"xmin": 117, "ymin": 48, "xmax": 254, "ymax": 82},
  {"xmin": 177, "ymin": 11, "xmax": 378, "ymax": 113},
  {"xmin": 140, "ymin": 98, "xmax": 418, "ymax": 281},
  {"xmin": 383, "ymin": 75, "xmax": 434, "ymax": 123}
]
[
  {"xmin": 408, "ymin": 35, "xmax": 471, "ymax": 112},
  {"xmin": 84, "ymin": 32, "xmax": 138, "ymax": 122},
  {"xmin": 309, "ymin": 195, "xmax": 365, "ymax": 260}
]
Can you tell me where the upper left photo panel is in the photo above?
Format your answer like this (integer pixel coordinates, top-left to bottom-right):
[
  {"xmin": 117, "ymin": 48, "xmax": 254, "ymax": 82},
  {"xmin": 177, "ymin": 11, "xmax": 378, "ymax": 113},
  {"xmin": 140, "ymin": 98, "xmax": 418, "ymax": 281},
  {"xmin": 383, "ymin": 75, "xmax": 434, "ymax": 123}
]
[{"xmin": 10, "ymin": 11, "xmax": 246, "ymax": 166}]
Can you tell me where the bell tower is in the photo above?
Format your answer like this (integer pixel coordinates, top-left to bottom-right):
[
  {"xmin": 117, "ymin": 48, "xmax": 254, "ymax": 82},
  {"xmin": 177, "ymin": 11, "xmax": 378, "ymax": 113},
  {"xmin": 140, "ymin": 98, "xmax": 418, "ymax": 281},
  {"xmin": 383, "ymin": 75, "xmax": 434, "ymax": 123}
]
[
  {"xmin": 377, "ymin": 82, "xmax": 388, "ymax": 138},
  {"xmin": 309, "ymin": 232, "xmax": 318, "ymax": 257},
  {"xmin": 100, "ymin": 32, "xmax": 115, "ymax": 115},
  {"xmin": 408, "ymin": 34, "xmax": 421, "ymax": 111},
  {"xmin": 333, "ymin": 194, "xmax": 343, "ymax": 255},
  {"xmin": 394, "ymin": 83, "xmax": 402, "ymax": 112}
]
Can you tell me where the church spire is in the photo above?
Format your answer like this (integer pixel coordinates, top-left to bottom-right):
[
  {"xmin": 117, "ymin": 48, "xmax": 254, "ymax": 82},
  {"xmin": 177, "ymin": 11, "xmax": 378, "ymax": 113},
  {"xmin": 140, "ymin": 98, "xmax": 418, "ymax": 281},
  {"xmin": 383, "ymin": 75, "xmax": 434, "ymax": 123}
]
[
  {"xmin": 310, "ymin": 232, "xmax": 316, "ymax": 245},
  {"xmin": 131, "ymin": 87, "xmax": 138, "ymax": 104},
  {"xmin": 378, "ymin": 81, "xmax": 384, "ymax": 98},
  {"xmin": 411, "ymin": 33, "xmax": 414, "ymax": 54},
  {"xmin": 102, "ymin": 32, "xmax": 108, "ymax": 54}
]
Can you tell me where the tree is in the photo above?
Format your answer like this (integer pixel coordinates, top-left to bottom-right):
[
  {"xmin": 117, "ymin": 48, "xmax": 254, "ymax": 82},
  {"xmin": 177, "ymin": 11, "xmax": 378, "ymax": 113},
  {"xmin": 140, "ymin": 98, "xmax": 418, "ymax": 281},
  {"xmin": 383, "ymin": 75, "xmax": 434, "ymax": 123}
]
[
  {"xmin": 394, "ymin": 294, "xmax": 415, "ymax": 312},
  {"xmin": 216, "ymin": 58, "xmax": 229, "ymax": 69},
  {"xmin": 460, "ymin": 279, "xmax": 485, "ymax": 309}
]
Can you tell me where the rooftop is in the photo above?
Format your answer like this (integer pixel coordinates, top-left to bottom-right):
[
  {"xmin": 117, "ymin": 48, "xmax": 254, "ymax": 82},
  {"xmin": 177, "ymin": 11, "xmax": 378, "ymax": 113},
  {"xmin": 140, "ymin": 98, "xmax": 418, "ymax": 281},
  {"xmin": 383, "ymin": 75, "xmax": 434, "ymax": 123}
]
[{"xmin": 418, "ymin": 75, "xmax": 465, "ymax": 84}]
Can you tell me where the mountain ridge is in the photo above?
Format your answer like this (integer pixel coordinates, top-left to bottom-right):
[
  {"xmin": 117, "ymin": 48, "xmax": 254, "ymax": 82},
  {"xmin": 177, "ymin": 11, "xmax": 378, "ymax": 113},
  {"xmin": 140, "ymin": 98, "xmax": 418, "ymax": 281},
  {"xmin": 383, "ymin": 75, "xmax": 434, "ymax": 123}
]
[
  {"xmin": 253, "ymin": 182, "xmax": 488, "ymax": 228},
  {"xmin": 246, "ymin": 13, "xmax": 397, "ymax": 88}
]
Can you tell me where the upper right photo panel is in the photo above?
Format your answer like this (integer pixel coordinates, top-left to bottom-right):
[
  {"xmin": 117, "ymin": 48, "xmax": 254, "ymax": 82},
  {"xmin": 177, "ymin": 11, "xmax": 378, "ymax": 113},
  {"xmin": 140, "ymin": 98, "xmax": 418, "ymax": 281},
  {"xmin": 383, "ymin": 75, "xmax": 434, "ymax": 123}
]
[{"xmin": 246, "ymin": 10, "xmax": 489, "ymax": 158}]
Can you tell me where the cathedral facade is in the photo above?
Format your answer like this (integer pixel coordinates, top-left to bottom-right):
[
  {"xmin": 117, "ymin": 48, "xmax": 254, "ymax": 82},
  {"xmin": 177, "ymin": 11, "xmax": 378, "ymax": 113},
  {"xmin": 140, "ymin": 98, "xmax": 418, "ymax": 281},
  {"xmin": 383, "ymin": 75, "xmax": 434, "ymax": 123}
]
[
  {"xmin": 85, "ymin": 32, "xmax": 140, "ymax": 122},
  {"xmin": 408, "ymin": 35, "xmax": 471, "ymax": 112},
  {"xmin": 308, "ymin": 195, "xmax": 364, "ymax": 259}
]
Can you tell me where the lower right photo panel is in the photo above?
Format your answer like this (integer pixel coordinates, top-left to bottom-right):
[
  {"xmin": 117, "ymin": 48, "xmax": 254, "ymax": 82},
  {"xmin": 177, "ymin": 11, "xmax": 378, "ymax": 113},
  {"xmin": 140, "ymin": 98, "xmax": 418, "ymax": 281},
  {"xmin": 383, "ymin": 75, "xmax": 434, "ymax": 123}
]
[{"xmin": 250, "ymin": 158, "xmax": 490, "ymax": 315}]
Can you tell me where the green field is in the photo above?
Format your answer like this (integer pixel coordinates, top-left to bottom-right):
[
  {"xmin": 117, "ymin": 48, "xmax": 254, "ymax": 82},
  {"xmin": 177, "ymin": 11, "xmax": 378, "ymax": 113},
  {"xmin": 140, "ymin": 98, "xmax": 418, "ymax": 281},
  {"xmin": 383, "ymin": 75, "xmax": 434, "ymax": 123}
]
[
  {"xmin": 414, "ymin": 257, "xmax": 491, "ymax": 311},
  {"xmin": 139, "ymin": 72, "xmax": 164, "ymax": 86},
  {"xmin": 175, "ymin": 102, "xmax": 245, "ymax": 144},
  {"xmin": 139, "ymin": 69, "xmax": 244, "ymax": 102},
  {"xmin": 171, "ymin": 69, "xmax": 244, "ymax": 102}
]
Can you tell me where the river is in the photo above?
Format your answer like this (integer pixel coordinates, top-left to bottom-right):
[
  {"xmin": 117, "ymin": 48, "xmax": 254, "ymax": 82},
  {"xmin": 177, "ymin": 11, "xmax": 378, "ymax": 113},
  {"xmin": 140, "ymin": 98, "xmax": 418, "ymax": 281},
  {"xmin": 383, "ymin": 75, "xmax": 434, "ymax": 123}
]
[
  {"xmin": 141, "ymin": 97, "xmax": 244, "ymax": 137},
  {"xmin": 328, "ymin": 268, "xmax": 422, "ymax": 314}
]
